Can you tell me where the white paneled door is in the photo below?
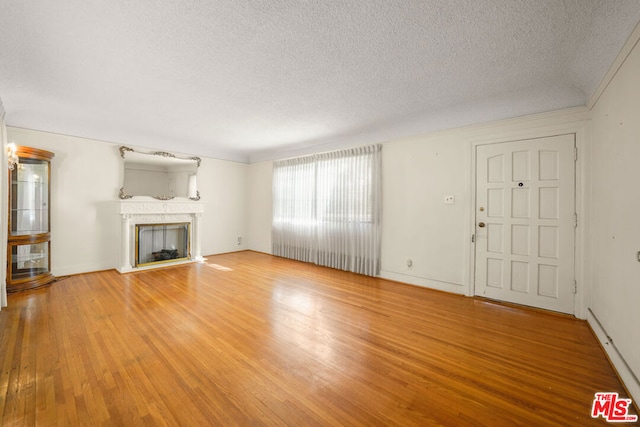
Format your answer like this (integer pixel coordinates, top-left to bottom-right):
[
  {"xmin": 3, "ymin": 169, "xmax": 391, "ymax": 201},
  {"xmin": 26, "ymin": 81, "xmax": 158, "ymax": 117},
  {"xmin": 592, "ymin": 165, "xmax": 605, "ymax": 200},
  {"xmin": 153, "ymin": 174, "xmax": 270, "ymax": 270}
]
[{"xmin": 474, "ymin": 135, "xmax": 576, "ymax": 314}]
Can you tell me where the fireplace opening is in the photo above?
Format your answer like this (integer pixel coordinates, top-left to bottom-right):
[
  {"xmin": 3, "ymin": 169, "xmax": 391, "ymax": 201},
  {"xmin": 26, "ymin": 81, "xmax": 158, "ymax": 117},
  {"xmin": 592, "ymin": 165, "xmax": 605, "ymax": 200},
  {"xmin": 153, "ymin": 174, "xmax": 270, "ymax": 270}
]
[{"xmin": 135, "ymin": 222, "xmax": 190, "ymax": 267}]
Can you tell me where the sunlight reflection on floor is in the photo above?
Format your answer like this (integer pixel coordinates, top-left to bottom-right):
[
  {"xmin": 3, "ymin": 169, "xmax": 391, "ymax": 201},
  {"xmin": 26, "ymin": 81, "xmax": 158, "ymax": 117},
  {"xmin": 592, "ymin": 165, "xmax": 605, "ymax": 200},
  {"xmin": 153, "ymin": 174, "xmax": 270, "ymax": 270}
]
[
  {"xmin": 271, "ymin": 286, "xmax": 338, "ymax": 367},
  {"xmin": 205, "ymin": 263, "xmax": 234, "ymax": 271}
]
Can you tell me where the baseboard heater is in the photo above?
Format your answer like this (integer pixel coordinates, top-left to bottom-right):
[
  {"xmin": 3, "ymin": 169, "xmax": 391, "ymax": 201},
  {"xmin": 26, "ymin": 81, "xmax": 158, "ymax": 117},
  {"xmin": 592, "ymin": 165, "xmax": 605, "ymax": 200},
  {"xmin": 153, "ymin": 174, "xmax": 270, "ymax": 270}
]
[{"xmin": 588, "ymin": 308, "xmax": 640, "ymax": 406}]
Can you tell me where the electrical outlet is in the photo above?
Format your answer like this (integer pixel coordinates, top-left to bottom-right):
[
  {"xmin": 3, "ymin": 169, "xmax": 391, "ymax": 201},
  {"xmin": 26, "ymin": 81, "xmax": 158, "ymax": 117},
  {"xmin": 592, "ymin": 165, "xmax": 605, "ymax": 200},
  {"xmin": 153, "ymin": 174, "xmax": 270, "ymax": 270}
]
[
  {"xmin": 444, "ymin": 195, "xmax": 455, "ymax": 205},
  {"xmin": 237, "ymin": 237, "xmax": 242, "ymax": 246},
  {"xmin": 406, "ymin": 259, "xmax": 413, "ymax": 269}
]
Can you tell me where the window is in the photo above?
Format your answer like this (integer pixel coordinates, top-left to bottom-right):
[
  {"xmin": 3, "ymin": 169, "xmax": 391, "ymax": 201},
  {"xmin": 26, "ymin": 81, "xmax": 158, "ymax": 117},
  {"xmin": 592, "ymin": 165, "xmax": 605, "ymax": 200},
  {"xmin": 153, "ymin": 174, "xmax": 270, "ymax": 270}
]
[{"xmin": 272, "ymin": 144, "xmax": 381, "ymax": 276}]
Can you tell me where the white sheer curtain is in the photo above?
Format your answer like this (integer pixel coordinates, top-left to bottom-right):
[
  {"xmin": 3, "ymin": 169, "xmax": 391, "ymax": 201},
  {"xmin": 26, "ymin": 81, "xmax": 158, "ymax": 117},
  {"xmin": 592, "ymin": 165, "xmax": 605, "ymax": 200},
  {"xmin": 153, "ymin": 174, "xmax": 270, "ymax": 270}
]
[
  {"xmin": 272, "ymin": 154, "xmax": 317, "ymax": 263},
  {"xmin": 272, "ymin": 144, "xmax": 382, "ymax": 276},
  {"xmin": 0, "ymin": 97, "xmax": 8, "ymax": 310}
]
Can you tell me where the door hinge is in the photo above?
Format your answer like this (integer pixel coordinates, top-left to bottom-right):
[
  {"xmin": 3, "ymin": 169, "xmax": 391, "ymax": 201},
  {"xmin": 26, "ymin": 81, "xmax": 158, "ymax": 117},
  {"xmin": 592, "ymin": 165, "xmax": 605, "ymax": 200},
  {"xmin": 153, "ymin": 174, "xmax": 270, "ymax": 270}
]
[
  {"xmin": 471, "ymin": 234, "xmax": 475, "ymax": 243},
  {"xmin": 574, "ymin": 147, "xmax": 578, "ymax": 161},
  {"xmin": 573, "ymin": 212, "xmax": 578, "ymax": 228},
  {"xmin": 572, "ymin": 280, "xmax": 577, "ymax": 294}
]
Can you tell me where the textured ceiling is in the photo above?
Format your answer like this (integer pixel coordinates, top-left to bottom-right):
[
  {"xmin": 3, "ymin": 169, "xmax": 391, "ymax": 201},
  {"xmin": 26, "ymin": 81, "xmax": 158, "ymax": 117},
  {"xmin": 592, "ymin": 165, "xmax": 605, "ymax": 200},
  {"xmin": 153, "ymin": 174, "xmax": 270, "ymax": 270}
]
[{"xmin": 1, "ymin": 1, "xmax": 639, "ymax": 163}]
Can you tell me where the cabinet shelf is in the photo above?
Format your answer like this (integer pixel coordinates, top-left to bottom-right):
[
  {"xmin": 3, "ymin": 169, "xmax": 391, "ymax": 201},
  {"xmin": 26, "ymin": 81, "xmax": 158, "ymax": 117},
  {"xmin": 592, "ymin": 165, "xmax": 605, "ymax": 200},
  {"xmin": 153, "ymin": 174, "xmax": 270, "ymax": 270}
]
[{"xmin": 7, "ymin": 146, "xmax": 55, "ymax": 293}]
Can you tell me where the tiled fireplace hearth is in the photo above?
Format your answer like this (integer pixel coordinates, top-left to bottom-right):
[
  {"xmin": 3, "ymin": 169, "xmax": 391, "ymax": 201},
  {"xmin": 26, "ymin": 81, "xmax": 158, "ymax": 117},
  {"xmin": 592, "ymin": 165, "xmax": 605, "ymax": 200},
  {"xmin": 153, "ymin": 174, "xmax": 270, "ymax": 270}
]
[{"xmin": 117, "ymin": 200, "xmax": 204, "ymax": 273}]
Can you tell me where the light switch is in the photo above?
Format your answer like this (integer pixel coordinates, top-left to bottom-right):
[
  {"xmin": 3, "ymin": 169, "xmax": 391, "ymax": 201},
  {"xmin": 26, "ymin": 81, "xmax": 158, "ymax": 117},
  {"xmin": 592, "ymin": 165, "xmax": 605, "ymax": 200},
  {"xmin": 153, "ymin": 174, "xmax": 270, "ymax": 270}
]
[{"xmin": 444, "ymin": 195, "xmax": 455, "ymax": 205}]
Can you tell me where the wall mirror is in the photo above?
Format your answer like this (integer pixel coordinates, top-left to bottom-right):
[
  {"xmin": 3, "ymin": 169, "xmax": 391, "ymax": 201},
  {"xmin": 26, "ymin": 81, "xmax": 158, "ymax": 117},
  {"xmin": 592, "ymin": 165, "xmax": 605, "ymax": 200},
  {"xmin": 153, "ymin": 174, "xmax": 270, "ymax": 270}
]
[{"xmin": 119, "ymin": 146, "xmax": 201, "ymax": 200}]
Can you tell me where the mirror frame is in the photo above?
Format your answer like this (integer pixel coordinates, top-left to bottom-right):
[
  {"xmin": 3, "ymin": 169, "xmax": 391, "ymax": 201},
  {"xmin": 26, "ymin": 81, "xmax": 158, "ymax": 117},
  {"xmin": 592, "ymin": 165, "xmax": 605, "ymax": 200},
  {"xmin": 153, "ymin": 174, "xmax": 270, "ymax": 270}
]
[{"xmin": 118, "ymin": 146, "xmax": 201, "ymax": 201}]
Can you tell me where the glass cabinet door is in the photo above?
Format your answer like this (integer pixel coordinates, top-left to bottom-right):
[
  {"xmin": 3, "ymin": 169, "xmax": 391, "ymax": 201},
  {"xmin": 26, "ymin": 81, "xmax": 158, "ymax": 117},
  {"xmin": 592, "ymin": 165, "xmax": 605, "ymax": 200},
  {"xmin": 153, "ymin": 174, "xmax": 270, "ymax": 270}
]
[
  {"xmin": 9, "ymin": 241, "xmax": 50, "ymax": 282},
  {"xmin": 10, "ymin": 159, "xmax": 50, "ymax": 236}
]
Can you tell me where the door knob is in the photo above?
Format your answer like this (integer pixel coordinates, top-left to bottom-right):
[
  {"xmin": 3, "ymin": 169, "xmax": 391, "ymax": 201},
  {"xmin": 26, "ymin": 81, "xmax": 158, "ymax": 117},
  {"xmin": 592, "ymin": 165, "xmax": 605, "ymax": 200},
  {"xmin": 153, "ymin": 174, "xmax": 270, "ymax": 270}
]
[{"xmin": 478, "ymin": 222, "xmax": 486, "ymax": 228}]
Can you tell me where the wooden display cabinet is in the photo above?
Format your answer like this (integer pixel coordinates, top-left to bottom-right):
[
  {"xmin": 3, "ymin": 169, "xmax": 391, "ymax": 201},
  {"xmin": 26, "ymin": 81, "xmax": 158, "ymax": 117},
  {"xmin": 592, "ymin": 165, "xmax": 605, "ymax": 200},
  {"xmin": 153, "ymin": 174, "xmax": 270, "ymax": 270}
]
[{"xmin": 7, "ymin": 146, "xmax": 55, "ymax": 292}]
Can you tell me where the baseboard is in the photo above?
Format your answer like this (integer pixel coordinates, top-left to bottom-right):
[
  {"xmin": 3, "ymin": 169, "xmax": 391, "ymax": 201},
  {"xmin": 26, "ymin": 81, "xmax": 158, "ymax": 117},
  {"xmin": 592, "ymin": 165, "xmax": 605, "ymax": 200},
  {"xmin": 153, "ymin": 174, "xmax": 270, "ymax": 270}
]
[
  {"xmin": 53, "ymin": 262, "xmax": 116, "ymax": 277},
  {"xmin": 378, "ymin": 270, "xmax": 466, "ymax": 295},
  {"xmin": 588, "ymin": 309, "xmax": 640, "ymax": 405}
]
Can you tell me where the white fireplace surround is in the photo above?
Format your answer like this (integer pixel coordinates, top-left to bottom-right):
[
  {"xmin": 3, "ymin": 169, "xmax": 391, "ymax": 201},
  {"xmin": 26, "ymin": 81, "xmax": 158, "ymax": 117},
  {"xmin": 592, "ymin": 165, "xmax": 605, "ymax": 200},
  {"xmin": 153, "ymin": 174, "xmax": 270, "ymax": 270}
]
[{"xmin": 117, "ymin": 200, "xmax": 205, "ymax": 273}]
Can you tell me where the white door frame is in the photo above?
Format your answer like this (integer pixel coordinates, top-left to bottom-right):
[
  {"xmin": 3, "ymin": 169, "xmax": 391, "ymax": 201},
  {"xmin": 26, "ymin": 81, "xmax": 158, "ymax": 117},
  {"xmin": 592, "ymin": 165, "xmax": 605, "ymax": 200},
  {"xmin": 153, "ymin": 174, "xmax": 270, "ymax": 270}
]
[{"xmin": 467, "ymin": 121, "xmax": 590, "ymax": 319}]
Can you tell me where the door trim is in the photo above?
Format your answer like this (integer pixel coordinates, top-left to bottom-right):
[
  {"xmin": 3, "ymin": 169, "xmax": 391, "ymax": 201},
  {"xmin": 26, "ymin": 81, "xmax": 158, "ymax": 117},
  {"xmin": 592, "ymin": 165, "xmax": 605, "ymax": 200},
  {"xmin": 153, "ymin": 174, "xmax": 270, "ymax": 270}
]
[{"xmin": 468, "ymin": 122, "xmax": 589, "ymax": 319}]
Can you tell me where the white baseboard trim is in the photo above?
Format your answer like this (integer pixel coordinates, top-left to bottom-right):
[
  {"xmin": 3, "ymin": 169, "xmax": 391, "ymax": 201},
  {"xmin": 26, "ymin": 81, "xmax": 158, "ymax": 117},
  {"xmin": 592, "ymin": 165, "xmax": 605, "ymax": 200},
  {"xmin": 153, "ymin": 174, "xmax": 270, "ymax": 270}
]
[
  {"xmin": 378, "ymin": 270, "xmax": 465, "ymax": 295},
  {"xmin": 588, "ymin": 309, "xmax": 640, "ymax": 405},
  {"xmin": 53, "ymin": 262, "xmax": 116, "ymax": 277}
]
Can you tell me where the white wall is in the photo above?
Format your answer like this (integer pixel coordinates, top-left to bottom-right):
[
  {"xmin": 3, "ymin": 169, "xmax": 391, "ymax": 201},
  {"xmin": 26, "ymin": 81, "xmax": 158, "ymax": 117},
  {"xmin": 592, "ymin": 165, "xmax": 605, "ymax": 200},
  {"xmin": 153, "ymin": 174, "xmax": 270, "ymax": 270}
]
[
  {"xmin": 380, "ymin": 134, "xmax": 471, "ymax": 293},
  {"xmin": 198, "ymin": 156, "xmax": 247, "ymax": 255},
  {"xmin": 246, "ymin": 161, "xmax": 273, "ymax": 254},
  {"xmin": 6, "ymin": 127, "xmax": 248, "ymax": 275},
  {"xmin": 588, "ymin": 36, "xmax": 640, "ymax": 400},
  {"xmin": 7, "ymin": 128, "xmax": 122, "ymax": 275}
]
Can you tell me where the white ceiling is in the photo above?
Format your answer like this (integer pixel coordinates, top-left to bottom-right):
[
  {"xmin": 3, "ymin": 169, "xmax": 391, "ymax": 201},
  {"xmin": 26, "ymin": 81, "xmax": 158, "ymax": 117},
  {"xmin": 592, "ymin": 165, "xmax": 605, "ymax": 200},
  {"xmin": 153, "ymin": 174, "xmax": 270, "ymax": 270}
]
[{"xmin": 1, "ymin": 1, "xmax": 639, "ymax": 163}]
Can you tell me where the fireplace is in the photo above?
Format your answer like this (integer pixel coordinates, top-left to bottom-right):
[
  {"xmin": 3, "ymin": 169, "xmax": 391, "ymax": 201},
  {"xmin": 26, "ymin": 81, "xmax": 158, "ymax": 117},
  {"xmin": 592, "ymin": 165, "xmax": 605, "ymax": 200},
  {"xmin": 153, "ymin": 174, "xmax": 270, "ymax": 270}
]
[
  {"xmin": 117, "ymin": 200, "xmax": 204, "ymax": 273},
  {"xmin": 135, "ymin": 223, "xmax": 190, "ymax": 267}
]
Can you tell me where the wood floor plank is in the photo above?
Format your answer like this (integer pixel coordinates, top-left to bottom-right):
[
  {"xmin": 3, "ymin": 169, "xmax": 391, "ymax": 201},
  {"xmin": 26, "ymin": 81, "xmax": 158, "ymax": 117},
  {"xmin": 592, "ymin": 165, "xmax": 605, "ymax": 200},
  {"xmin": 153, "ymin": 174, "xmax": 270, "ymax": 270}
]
[{"xmin": 0, "ymin": 251, "xmax": 636, "ymax": 426}]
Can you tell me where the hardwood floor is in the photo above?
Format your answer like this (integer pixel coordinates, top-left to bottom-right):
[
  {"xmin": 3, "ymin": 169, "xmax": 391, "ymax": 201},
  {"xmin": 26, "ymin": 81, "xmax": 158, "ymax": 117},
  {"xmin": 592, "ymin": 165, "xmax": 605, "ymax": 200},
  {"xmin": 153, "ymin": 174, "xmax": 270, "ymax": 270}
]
[{"xmin": 0, "ymin": 251, "xmax": 635, "ymax": 426}]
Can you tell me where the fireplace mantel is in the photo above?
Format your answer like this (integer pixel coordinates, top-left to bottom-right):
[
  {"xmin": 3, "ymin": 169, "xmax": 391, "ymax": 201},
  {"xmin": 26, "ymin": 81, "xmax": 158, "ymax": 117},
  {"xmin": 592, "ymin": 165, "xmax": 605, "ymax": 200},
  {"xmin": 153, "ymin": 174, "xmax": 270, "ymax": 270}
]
[{"xmin": 117, "ymin": 199, "xmax": 205, "ymax": 273}]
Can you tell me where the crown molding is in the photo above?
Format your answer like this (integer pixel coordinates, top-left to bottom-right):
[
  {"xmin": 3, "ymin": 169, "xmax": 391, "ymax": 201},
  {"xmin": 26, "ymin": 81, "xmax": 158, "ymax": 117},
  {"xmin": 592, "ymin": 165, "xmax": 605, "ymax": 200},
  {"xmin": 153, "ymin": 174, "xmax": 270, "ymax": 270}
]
[{"xmin": 588, "ymin": 20, "xmax": 640, "ymax": 109}]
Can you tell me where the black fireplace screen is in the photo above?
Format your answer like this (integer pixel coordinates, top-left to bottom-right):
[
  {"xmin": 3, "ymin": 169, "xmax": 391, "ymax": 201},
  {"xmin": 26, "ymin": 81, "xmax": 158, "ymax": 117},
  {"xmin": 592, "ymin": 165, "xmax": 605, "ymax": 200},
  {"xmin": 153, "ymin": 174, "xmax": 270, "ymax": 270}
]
[{"xmin": 135, "ymin": 222, "xmax": 190, "ymax": 267}]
